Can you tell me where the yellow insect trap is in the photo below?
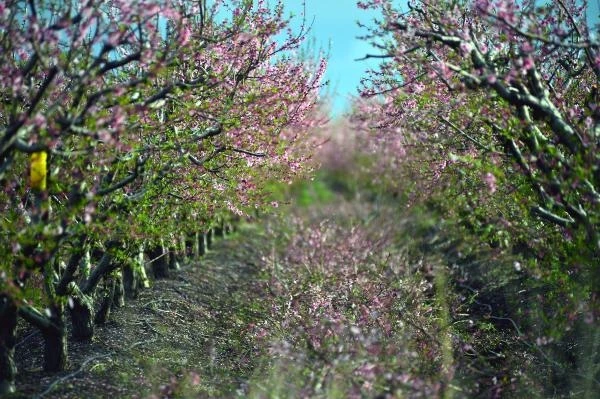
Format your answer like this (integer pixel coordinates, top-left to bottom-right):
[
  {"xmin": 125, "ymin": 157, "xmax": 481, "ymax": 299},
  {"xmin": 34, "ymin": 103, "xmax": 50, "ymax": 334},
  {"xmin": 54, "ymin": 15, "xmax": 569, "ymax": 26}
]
[{"xmin": 30, "ymin": 151, "xmax": 48, "ymax": 191}]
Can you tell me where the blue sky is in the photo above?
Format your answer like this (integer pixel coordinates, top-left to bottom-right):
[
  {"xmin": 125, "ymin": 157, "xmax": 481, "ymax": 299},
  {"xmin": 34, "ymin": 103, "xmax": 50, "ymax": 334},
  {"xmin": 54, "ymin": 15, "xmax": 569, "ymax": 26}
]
[
  {"xmin": 280, "ymin": 1, "xmax": 384, "ymax": 118},
  {"xmin": 278, "ymin": 0, "xmax": 600, "ymax": 119}
]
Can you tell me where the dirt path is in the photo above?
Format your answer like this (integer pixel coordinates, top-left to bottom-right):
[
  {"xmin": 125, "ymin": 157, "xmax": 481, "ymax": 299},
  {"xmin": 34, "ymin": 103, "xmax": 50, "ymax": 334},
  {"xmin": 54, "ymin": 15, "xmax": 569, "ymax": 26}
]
[
  {"xmin": 11, "ymin": 201, "xmax": 544, "ymax": 398},
  {"xmin": 14, "ymin": 225, "xmax": 270, "ymax": 398}
]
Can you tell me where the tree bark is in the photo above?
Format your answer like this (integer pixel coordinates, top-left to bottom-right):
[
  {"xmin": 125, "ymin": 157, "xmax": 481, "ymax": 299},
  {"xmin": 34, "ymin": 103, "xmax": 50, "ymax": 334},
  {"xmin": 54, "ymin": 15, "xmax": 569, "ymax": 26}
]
[
  {"xmin": 148, "ymin": 244, "xmax": 168, "ymax": 279},
  {"xmin": 41, "ymin": 305, "xmax": 68, "ymax": 372},
  {"xmin": 0, "ymin": 296, "xmax": 17, "ymax": 395},
  {"xmin": 224, "ymin": 220, "xmax": 233, "ymax": 235},
  {"xmin": 179, "ymin": 234, "xmax": 189, "ymax": 264},
  {"xmin": 199, "ymin": 231, "xmax": 207, "ymax": 256},
  {"xmin": 69, "ymin": 251, "xmax": 117, "ymax": 341},
  {"xmin": 19, "ymin": 293, "xmax": 68, "ymax": 372},
  {"xmin": 56, "ymin": 239, "xmax": 88, "ymax": 297},
  {"xmin": 167, "ymin": 235, "xmax": 181, "ymax": 269},
  {"xmin": 214, "ymin": 218, "xmax": 225, "ymax": 238},
  {"xmin": 79, "ymin": 246, "xmax": 92, "ymax": 284},
  {"xmin": 21, "ymin": 255, "xmax": 69, "ymax": 372},
  {"xmin": 81, "ymin": 252, "xmax": 117, "ymax": 295},
  {"xmin": 113, "ymin": 269, "xmax": 125, "ymax": 308},
  {"xmin": 192, "ymin": 232, "xmax": 200, "ymax": 259},
  {"xmin": 168, "ymin": 245, "xmax": 179, "ymax": 270},
  {"xmin": 137, "ymin": 244, "xmax": 150, "ymax": 289},
  {"xmin": 123, "ymin": 261, "xmax": 139, "ymax": 299},
  {"xmin": 95, "ymin": 275, "xmax": 116, "ymax": 325},
  {"xmin": 70, "ymin": 293, "xmax": 94, "ymax": 341},
  {"xmin": 206, "ymin": 229, "xmax": 213, "ymax": 250}
]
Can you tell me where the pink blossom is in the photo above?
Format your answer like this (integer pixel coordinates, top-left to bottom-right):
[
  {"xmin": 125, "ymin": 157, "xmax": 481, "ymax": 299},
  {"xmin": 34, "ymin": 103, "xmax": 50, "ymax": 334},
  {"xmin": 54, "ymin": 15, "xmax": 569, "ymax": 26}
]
[
  {"xmin": 483, "ymin": 172, "xmax": 497, "ymax": 194},
  {"xmin": 522, "ymin": 56, "xmax": 534, "ymax": 71},
  {"xmin": 179, "ymin": 25, "xmax": 192, "ymax": 46},
  {"xmin": 31, "ymin": 113, "xmax": 47, "ymax": 129},
  {"xmin": 460, "ymin": 41, "xmax": 472, "ymax": 55}
]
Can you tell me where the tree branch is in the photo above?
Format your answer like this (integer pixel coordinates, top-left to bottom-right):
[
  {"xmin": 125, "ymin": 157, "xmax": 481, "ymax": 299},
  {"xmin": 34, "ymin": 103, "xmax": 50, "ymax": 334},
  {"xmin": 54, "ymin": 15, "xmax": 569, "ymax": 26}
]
[
  {"xmin": 187, "ymin": 145, "xmax": 226, "ymax": 166},
  {"xmin": 81, "ymin": 253, "xmax": 117, "ymax": 295},
  {"xmin": 194, "ymin": 124, "xmax": 222, "ymax": 140},
  {"xmin": 230, "ymin": 147, "xmax": 266, "ymax": 157},
  {"xmin": 439, "ymin": 116, "xmax": 494, "ymax": 152},
  {"xmin": 531, "ymin": 206, "xmax": 574, "ymax": 226},
  {"xmin": 96, "ymin": 157, "xmax": 146, "ymax": 196},
  {"xmin": 56, "ymin": 238, "xmax": 88, "ymax": 295},
  {"xmin": 18, "ymin": 306, "xmax": 54, "ymax": 333}
]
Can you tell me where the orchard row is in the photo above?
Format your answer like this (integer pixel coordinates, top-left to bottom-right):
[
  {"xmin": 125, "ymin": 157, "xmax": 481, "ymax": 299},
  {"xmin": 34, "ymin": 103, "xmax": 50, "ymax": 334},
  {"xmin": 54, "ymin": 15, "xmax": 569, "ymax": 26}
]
[
  {"xmin": 0, "ymin": 0, "xmax": 325, "ymax": 394},
  {"xmin": 349, "ymin": 0, "xmax": 599, "ymax": 394}
]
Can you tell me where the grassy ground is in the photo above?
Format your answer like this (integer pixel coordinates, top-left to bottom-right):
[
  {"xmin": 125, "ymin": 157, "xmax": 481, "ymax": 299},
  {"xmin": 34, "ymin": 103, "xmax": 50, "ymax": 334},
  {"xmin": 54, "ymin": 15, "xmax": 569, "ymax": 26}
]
[
  {"xmin": 13, "ymin": 190, "xmax": 588, "ymax": 398},
  {"xmin": 13, "ymin": 224, "xmax": 272, "ymax": 398}
]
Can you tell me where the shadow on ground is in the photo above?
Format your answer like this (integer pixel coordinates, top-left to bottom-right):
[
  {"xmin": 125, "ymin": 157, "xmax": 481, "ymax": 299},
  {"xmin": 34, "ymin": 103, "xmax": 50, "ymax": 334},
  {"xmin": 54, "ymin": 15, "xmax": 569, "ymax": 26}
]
[{"xmin": 13, "ymin": 224, "xmax": 269, "ymax": 398}]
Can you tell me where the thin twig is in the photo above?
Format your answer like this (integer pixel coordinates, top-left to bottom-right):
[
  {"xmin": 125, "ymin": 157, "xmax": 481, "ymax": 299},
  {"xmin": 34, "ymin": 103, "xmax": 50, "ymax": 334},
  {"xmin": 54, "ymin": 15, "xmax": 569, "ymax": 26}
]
[
  {"xmin": 36, "ymin": 353, "xmax": 112, "ymax": 398},
  {"xmin": 15, "ymin": 331, "xmax": 40, "ymax": 348},
  {"xmin": 35, "ymin": 339, "xmax": 157, "ymax": 398}
]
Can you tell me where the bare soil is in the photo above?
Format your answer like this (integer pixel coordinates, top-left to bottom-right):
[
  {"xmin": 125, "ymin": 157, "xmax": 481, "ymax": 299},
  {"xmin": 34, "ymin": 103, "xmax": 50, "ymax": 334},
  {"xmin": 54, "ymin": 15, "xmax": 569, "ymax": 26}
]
[{"xmin": 12, "ymin": 225, "xmax": 269, "ymax": 399}]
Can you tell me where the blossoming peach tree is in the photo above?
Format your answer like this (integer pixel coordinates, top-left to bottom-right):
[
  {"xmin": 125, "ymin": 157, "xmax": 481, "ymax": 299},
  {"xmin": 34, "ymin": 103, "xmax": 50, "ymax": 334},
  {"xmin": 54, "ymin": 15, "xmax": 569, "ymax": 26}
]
[
  {"xmin": 0, "ymin": 0, "xmax": 325, "ymax": 393},
  {"xmin": 352, "ymin": 0, "xmax": 598, "ymax": 390}
]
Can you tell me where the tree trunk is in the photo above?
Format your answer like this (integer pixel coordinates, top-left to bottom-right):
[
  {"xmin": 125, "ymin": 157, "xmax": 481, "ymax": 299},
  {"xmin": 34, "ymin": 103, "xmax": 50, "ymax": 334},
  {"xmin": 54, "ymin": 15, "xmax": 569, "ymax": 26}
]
[
  {"xmin": 42, "ymin": 304, "xmax": 68, "ymax": 372},
  {"xmin": 224, "ymin": 220, "xmax": 233, "ymax": 235},
  {"xmin": 137, "ymin": 244, "xmax": 150, "ymax": 289},
  {"xmin": 186, "ymin": 234, "xmax": 195, "ymax": 258},
  {"xmin": 192, "ymin": 232, "xmax": 200, "ymax": 259},
  {"xmin": 148, "ymin": 244, "xmax": 168, "ymax": 279},
  {"xmin": 206, "ymin": 229, "xmax": 213, "ymax": 250},
  {"xmin": 95, "ymin": 275, "xmax": 116, "ymax": 325},
  {"xmin": 113, "ymin": 269, "xmax": 125, "ymax": 308},
  {"xmin": 123, "ymin": 261, "xmax": 139, "ymax": 299},
  {"xmin": 230, "ymin": 215, "xmax": 240, "ymax": 233},
  {"xmin": 198, "ymin": 231, "xmax": 207, "ymax": 256},
  {"xmin": 214, "ymin": 218, "xmax": 225, "ymax": 238},
  {"xmin": 168, "ymin": 235, "xmax": 182, "ymax": 269},
  {"xmin": 179, "ymin": 234, "xmax": 189, "ymax": 264},
  {"xmin": 70, "ymin": 294, "xmax": 94, "ymax": 341},
  {"xmin": 79, "ymin": 245, "xmax": 92, "ymax": 284},
  {"xmin": 168, "ymin": 246, "xmax": 179, "ymax": 270},
  {"xmin": 70, "ymin": 251, "xmax": 116, "ymax": 341},
  {"xmin": 0, "ymin": 296, "xmax": 17, "ymax": 395}
]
